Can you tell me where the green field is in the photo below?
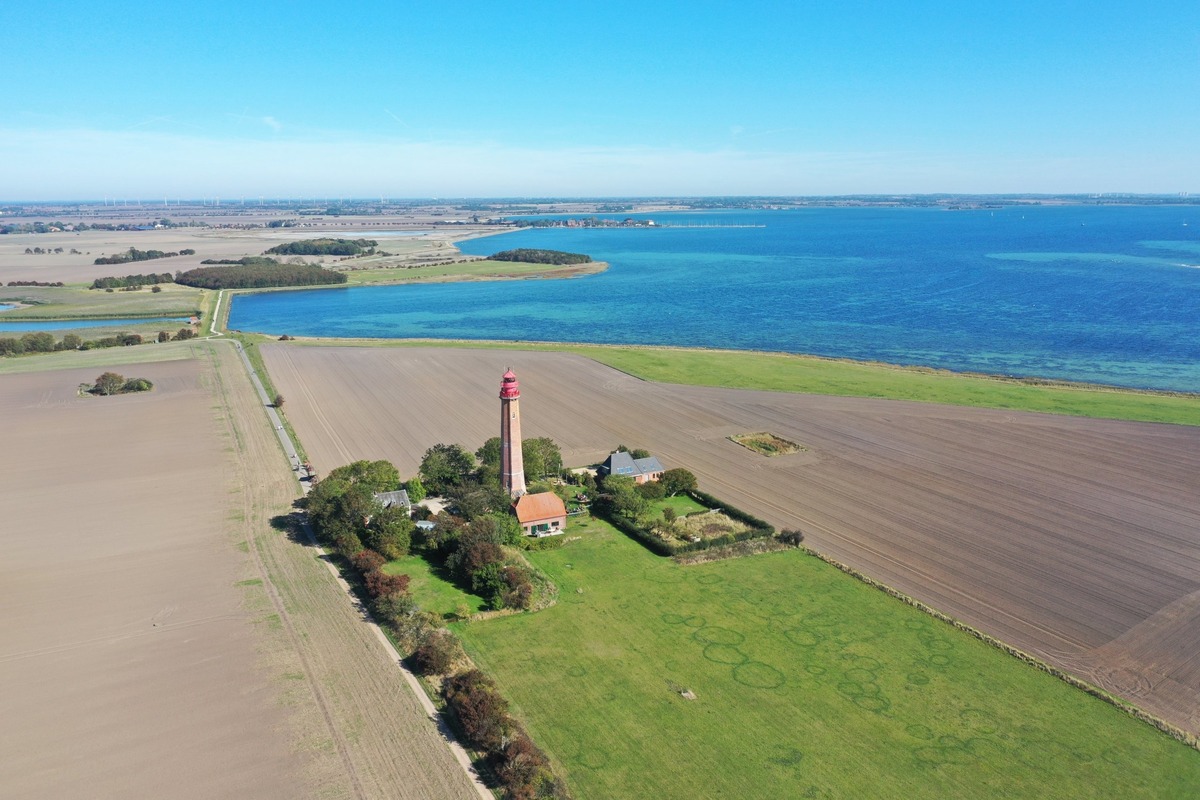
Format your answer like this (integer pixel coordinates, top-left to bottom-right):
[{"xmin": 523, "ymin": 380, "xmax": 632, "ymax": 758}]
[
  {"xmin": 453, "ymin": 520, "xmax": 1200, "ymax": 799},
  {"xmin": 383, "ymin": 554, "xmax": 486, "ymax": 618},
  {"xmin": 340, "ymin": 259, "xmax": 606, "ymax": 284},
  {"xmin": 0, "ymin": 339, "xmax": 207, "ymax": 375},
  {"xmin": 0, "ymin": 283, "xmax": 204, "ymax": 319}
]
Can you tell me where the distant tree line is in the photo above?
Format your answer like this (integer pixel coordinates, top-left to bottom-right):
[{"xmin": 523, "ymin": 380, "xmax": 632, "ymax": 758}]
[
  {"xmin": 91, "ymin": 272, "xmax": 175, "ymax": 289},
  {"xmin": 7, "ymin": 280, "xmax": 64, "ymax": 286},
  {"xmin": 264, "ymin": 237, "xmax": 377, "ymax": 256},
  {"xmin": 93, "ymin": 247, "xmax": 194, "ymax": 265},
  {"xmin": 1, "ymin": 219, "xmax": 204, "ymax": 235},
  {"xmin": 174, "ymin": 260, "xmax": 347, "ymax": 289},
  {"xmin": 489, "ymin": 248, "xmax": 592, "ymax": 265}
]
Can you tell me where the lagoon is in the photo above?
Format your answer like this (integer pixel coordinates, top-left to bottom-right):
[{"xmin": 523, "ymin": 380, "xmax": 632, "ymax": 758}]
[{"xmin": 229, "ymin": 206, "xmax": 1200, "ymax": 393}]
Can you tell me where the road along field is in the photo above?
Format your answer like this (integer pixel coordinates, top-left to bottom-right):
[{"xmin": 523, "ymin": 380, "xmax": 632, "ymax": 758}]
[
  {"xmin": 261, "ymin": 344, "xmax": 1200, "ymax": 739},
  {"xmin": 0, "ymin": 344, "xmax": 481, "ymax": 799}
]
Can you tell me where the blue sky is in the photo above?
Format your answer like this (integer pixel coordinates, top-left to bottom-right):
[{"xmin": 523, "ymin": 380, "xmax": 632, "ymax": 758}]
[{"xmin": 1, "ymin": 1, "xmax": 1196, "ymax": 199}]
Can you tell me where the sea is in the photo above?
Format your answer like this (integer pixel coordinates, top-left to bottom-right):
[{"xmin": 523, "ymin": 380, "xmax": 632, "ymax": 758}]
[{"xmin": 228, "ymin": 206, "xmax": 1200, "ymax": 393}]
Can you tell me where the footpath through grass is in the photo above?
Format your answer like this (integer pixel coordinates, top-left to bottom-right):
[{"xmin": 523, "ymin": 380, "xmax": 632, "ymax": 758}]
[{"xmin": 454, "ymin": 520, "xmax": 1200, "ymax": 799}]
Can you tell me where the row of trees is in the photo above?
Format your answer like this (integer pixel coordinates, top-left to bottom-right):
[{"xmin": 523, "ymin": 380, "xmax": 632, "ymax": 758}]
[
  {"xmin": 301, "ymin": 458, "xmax": 567, "ymax": 797},
  {"xmin": 265, "ymin": 238, "xmax": 377, "ymax": 256},
  {"xmin": 93, "ymin": 247, "xmax": 193, "ymax": 265},
  {"xmin": 0, "ymin": 327, "xmax": 196, "ymax": 357},
  {"xmin": 489, "ymin": 248, "xmax": 592, "ymax": 265},
  {"xmin": 6, "ymin": 280, "xmax": 64, "ymax": 286},
  {"xmin": 175, "ymin": 260, "xmax": 347, "ymax": 289},
  {"xmin": 91, "ymin": 272, "xmax": 175, "ymax": 289}
]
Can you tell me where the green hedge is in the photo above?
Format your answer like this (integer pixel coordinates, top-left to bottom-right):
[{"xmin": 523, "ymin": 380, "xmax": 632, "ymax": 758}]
[{"xmin": 594, "ymin": 489, "xmax": 774, "ymax": 557}]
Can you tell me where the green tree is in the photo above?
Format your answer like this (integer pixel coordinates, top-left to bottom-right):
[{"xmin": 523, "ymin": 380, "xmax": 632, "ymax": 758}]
[
  {"xmin": 365, "ymin": 505, "xmax": 413, "ymax": 560},
  {"xmin": 419, "ymin": 443, "xmax": 475, "ymax": 495},
  {"xmin": 157, "ymin": 331, "xmax": 171, "ymax": 343},
  {"xmin": 475, "ymin": 436, "xmax": 501, "ymax": 469},
  {"xmin": 121, "ymin": 378, "xmax": 153, "ymax": 393},
  {"xmin": 21, "ymin": 332, "xmax": 56, "ymax": 353},
  {"xmin": 60, "ymin": 333, "xmax": 82, "ymax": 350},
  {"xmin": 599, "ymin": 474, "xmax": 648, "ymax": 521},
  {"xmin": 0, "ymin": 337, "xmax": 25, "ymax": 356},
  {"xmin": 522, "ymin": 437, "xmax": 562, "ymax": 479},
  {"xmin": 660, "ymin": 468, "xmax": 698, "ymax": 496},
  {"xmin": 405, "ymin": 475, "xmax": 426, "ymax": 504}
]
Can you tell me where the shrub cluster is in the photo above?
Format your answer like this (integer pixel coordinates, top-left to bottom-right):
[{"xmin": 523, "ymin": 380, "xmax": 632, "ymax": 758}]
[
  {"xmin": 175, "ymin": 260, "xmax": 347, "ymax": 289},
  {"xmin": 489, "ymin": 248, "xmax": 592, "ymax": 265},
  {"xmin": 93, "ymin": 247, "xmax": 190, "ymax": 265},
  {"xmin": 86, "ymin": 371, "xmax": 153, "ymax": 396},
  {"xmin": 91, "ymin": 272, "xmax": 174, "ymax": 289}
]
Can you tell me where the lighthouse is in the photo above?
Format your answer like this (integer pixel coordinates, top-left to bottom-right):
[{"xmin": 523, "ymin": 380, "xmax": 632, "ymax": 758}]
[{"xmin": 500, "ymin": 369, "xmax": 526, "ymax": 497}]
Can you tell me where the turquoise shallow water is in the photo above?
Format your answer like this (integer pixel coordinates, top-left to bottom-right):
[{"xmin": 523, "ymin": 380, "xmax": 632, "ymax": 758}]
[
  {"xmin": 230, "ymin": 206, "xmax": 1200, "ymax": 392},
  {"xmin": 0, "ymin": 316, "xmax": 188, "ymax": 332}
]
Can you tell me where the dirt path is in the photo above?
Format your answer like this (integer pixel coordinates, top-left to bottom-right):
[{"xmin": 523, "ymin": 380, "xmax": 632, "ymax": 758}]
[{"xmin": 205, "ymin": 342, "xmax": 483, "ymax": 798}]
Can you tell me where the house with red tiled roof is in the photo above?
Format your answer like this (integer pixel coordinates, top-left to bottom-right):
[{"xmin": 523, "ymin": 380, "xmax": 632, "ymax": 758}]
[{"xmin": 513, "ymin": 492, "xmax": 567, "ymax": 537}]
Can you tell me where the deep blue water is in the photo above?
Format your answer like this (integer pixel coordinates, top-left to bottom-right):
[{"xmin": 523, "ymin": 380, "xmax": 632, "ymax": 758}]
[
  {"xmin": 0, "ymin": 315, "xmax": 188, "ymax": 332},
  {"xmin": 229, "ymin": 206, "xmax": 1200, "ymax": 392}
]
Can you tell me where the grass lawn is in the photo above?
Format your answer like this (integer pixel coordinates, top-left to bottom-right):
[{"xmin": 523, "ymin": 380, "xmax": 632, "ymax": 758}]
[
  {"xmin": 652, "ymin": 495, "xmax": 707, "ymax": 517},
  {"xmin": 454, "ymin": 521, "xmax": 1200, "ymax": 799},
  {"xmin": 383, "ymin": 554, "xmax": 485, "ymax": 619}
]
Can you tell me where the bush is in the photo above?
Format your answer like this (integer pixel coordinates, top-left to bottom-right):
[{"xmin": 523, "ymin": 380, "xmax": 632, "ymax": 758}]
[
  {"xmin": 778, "ymin": 529, "xmax": 805, "ymax": 546},
  {"xmin": 495, "ymin": 733, "xmax": 555, "ymax": 800},
  {"xmin": 121, "ymin": 377, "xmax": 153, "ymax": 393},
  {"xmin": 350, "ymin": 549, "xmax": 387, "ymax": 574},
  {"xmin": 413, "ymin": 629, "xmax": 462, "ymax": 675},
  {"xmin": 443, "ymin": 669, "xmax": 511, "ymax": 752},
  {"xmin": 364, "ymin": 570, "xmax": 410, "ymax": 599}
]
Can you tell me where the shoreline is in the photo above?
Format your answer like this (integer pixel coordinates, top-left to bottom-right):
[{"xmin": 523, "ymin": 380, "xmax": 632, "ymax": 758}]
[{"xmin": 286, "ymin": 335, "xmax": 1200, "ymax": 400}]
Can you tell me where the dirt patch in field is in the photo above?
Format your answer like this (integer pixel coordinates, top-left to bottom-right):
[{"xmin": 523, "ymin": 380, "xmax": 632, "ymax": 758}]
[{"xmin": 262, "ymin": 345, "xmax": 1200, "ymax": 736}]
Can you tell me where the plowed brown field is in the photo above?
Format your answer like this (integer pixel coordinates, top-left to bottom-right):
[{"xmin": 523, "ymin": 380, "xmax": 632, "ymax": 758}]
[
  {"xmin": 0, "ymin": 346, "xmax": 481, "ymax": 799},
  {"xmin": 263, "ymin": 344, "xmax": 1200, "ymax": 737}
]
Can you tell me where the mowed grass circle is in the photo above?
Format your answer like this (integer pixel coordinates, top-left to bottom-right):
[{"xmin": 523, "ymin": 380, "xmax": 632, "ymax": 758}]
[
  {"xmin": 704, "ymin": 643, "xmax": 749, "ymax": 665},
  {"xmin": 693, "ymin": 626, "xmax": 745, "ymax": 646},
  {"xmin": 784, "ymin": 627, "xmax": 824, "ymax": 647},
  {"xmin": 734, "ymin": 661, "xmax": 786, "ymax": 689}
]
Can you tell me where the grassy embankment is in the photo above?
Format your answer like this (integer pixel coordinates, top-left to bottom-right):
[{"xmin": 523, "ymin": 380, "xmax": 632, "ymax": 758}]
[
  {"xmin": 454, "ymin": 518, "xmax": 1200, "ymax": 799},
  {"xmin": 339, "ymin": 259, "xmax": 607, "ymax": 284}
]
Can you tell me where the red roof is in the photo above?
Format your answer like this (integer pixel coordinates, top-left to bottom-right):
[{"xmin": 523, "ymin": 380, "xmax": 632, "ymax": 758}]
[{"xmin": 513, "ymin": 492, "xmax": 567, "ymax": 523}]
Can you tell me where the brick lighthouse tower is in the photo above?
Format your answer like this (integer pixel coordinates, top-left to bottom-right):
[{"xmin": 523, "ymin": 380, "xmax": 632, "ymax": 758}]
[{"xmin": 499, "ymin": 369, "xmax": 526, "ymax": 497}]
